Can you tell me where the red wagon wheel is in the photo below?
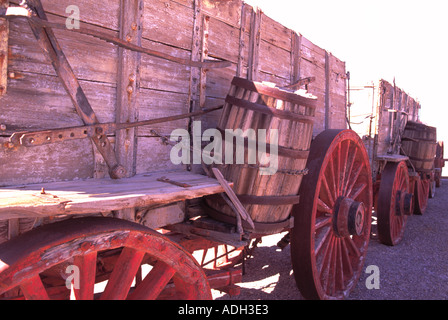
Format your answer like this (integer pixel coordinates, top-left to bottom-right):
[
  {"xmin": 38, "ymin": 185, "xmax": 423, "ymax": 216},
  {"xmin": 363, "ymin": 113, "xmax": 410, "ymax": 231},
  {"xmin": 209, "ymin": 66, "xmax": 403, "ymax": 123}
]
[
  {"xmin": 377, "ymin": 161, "xmax": 412, "ymax": 246},
  {"xmin": 290, "ymin": 129, "xmax": 372, "ymax": 300},
  {"xmin": 414, "ymin": 176, "xmax": 430, "ymax": 215},
  {"xmin": 0, "ymin": 217, "xmax": 211, "ymax": 300}
]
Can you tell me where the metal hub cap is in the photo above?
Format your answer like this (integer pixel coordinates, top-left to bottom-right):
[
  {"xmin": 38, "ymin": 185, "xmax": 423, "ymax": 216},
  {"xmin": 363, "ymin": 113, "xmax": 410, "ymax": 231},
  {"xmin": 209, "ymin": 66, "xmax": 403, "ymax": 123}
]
[{"xmin": 334, "ymin": 197, "xmax": 366, "ymax": 237}]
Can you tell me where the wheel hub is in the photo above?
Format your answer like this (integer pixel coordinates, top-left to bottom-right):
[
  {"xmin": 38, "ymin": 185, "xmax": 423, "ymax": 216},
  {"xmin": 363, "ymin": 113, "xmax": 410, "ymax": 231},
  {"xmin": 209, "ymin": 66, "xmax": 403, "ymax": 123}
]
[
  {"xmin": 333, "ymin": 197, "xmax": 366, "ymax": 237},
  {"xmin": 395, "ymin": 190, "xmax": 413, "ymax": 216}
]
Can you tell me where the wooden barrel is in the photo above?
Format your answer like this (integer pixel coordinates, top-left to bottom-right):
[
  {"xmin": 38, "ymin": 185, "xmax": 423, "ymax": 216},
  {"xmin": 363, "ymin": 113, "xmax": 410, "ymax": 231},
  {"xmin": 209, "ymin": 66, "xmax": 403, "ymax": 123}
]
[
  {"xmin": 401, "ymin": 121, "xmax": 437, "ymax": 172},
  {"xmin": 205, "ymin": 77, "xmax": 317, "ymax": 232}
]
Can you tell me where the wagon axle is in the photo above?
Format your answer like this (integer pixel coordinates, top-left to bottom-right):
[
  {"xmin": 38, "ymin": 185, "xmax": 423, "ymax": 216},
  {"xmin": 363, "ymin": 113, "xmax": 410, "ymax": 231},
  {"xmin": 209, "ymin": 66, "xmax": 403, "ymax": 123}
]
[
  {"xmin": 333, "ymin": 197, "xmax": 366, "ymax": 237},
  {"xmin": 395, "ymin": 190, "xmax": 413, "ymax": 216}
]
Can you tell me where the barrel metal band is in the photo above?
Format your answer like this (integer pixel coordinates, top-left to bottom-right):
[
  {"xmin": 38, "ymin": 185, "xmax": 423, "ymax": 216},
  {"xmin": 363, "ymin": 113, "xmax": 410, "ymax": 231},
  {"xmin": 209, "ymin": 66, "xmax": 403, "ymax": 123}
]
[
  {"xmin": 225, "ymin": 95, "xmax": 315, "ymax": 124},
  {"xmin": 237, "ymin": 194, "xmax": 300, "ymax": 205},
  {"xmin": 217, "ymin": 128, "xmax": 310, "ymax": 160}
]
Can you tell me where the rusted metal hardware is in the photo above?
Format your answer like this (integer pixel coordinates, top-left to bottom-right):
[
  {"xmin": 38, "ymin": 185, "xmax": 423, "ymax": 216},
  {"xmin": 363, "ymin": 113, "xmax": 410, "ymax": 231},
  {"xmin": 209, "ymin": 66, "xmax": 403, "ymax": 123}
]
[
  {"xmin": 157, "ymin": 176, "xmax": 192, "ymax": 188},
  {"xmin": 6, "ymin": 106, "xmax": 222, "ymax": 148},
  {"xmin": 285, "ymin": 76, "xmax": 316, "ymax": 90},
  {"xmin": 2, "ymin": 9, "xmax": 231, "ymax": 69}
]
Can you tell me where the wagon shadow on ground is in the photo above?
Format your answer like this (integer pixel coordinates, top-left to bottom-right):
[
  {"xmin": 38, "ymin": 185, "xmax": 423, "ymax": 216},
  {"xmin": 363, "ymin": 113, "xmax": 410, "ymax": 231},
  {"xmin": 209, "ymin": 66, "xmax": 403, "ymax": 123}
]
[
  {"xmin": 214, "ymin": 233, "xmax": 304, "ymax": 300},
  {"xmin": 216, "ymin": 178, "xmax": 448, "ymax": 300}
]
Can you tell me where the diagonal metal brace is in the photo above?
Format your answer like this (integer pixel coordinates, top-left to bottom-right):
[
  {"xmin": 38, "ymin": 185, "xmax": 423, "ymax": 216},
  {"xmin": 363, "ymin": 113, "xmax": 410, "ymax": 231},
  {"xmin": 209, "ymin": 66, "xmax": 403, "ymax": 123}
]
[{"xmin": 24, "ymin": 0, "xmax": 126, "ymax": 179}]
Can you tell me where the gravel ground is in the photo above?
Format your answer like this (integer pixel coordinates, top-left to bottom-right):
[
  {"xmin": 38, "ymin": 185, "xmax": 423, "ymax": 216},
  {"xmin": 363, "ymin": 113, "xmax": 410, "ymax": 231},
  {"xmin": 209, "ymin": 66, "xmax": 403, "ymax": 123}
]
[{"xmin": 213, "ymin": 179, "xmax": 448, "ymax": 300}]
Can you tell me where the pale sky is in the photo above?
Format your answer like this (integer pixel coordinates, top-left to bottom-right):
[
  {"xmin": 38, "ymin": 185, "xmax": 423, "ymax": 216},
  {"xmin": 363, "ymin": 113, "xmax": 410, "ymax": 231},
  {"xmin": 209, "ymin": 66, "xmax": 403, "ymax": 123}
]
[{"xmin": 245, "ymin": 0, "xmax": 448, "ymax": 151}]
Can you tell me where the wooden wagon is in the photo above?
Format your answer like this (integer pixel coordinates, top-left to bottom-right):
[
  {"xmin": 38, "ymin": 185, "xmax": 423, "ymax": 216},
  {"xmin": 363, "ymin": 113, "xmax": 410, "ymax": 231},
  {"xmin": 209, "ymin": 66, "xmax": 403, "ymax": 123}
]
[
  {"xmin": 349, "ymin": 79, "xmax": 440, "ymax": 246},
  {"xmin": 1, "ymin": 0, "xmax": 377, "ymax": 300}
]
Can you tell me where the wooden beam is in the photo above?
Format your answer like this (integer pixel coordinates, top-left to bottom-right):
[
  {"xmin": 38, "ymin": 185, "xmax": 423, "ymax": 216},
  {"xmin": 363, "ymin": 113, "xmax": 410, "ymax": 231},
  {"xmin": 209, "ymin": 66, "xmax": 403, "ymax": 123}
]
[
  {"xmin": 237, "ymin": 2, "xmax": 249, "ymax": 78},
  {"xmin": 115, "ymin": 0, "xmax": 144, "ymax": 221},
  {"xmin": 0, "ymin": 0, "xmax": 8, "ymax": 97},
  {"xmin": 290, "ymin": 32, "xmax": 301, "ymax": 86},
  {"xmin": 247, "ymin": 7, "xmax": 261, "ymax": 81},
  {"xmin": 116, "ymin": 0, "xmax": 144, "ymax": 178}
]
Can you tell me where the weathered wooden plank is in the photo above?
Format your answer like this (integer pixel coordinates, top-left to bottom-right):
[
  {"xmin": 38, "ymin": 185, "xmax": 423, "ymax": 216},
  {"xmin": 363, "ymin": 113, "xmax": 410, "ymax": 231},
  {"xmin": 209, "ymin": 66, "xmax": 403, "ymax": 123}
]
[
  {"xmin": 142, "ymin": 0, "xmax": 194, "ymax": 50},
  {"xmin": 7, "ymin": 13, "xmax": 119, "ymax": 85},
  {"xmin": 39, "ymin": 0, "xmax": 120, "ymax": 30},
  {"xmin": 0, "ymin": 172, "xmax": 229, "ymax": 218},
  {"xmin": 139, "ymin": 39, "xmax": 191, "ymax": 94},
  {"xmin": 260, "ymin": 13, "xmax": 291, "ymax": 51},
  {"xmin": 258, "ymin": 40, "xmax": 291, "ymax": 81},
  {"xmin": 207, "ymin": 16, "xmax": 242, "ymax": 63},
  {"xmin": 136, "ymin": 136, "xmax": 183, "ymax": 174},
  {"xmin": 135, "ymin": 88, "xmax": 189, "ymax": 136},
  {"xmin": 0, "ymin": 137, "xmax": 94, "ymax": 187},
  {"xmin": 201, "ymin": 0, "xmax": 241, "ymax": 27},
  {"xmin": 0, "ymin": 72, "xmax": 116, "ymax": 133}
]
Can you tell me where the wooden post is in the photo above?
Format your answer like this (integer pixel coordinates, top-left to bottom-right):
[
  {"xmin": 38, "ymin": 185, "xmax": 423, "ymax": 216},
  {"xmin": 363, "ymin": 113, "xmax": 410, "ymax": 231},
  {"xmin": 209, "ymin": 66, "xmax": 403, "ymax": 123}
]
[
  {"xmin": 115, "ymin": 0, "xmax": 143, "ymax": 221},
  {"xmin": 290, "ymin": 32, "xmax": 301, "ymax": 86},
  {"xmin": 247, "ymin": 6, "xmax": 261, "ymax": 81},
  {"xmin": 116, "ymin": 0, "xmax": 143, "ymax": 178},
  {"xmin": 237, "ymin": 2, "xmax": 248, "ymax": 78},
  {"xmin": 325, "ymin": 51, "xmax": 330, "ymax": 129},
  {"xmin": 0, "ymin": 0, "xmax": 8, "ymax": 97}
]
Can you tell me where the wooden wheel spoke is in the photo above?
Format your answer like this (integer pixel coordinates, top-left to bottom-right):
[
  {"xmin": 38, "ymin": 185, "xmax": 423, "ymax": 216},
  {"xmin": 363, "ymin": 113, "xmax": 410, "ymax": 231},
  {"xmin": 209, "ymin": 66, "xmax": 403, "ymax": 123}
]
[
  {"xmin": 317, "ymin": 198, "xmax": 332, "ymax": 215},
  {"xmin": 321, "ymin": 174, "xmax": 335, "ymax": 206},
  {"xmin": 339, "ymin": 141, "xmax": 350, "ymax": 195},
  {"xmin": 128, "ymin": 261, "xmax": 176, "ymax": 300},
  {"xmin": 345, "ymin": 162, "xmax": 364, "ymax": 197},
  {"xmin": 348, "ymin": 182, "xmax": 367, "ymax": 200},
  {"xmin": 74, "ymin": 251, "xmax": 97, "ymax": 300},
  {"xmin": 315, "ymin": 225, "xmax": 332, "ymax": 255},
  {"xmin": 344, "ymin": 237, "xmax": 361, "ymax": 258},
  {"xmin": 320, "ymin": 237, "xmax": 337, "ymax": 294},
  {"xmin": 20, "ymin": 275, "xmax": 50, "ymax": 300},
  {"xmin": 340, "ymin": 239, "xmax": 353, "ymax": 277},
  {"xmin": 315, "ymin": 216, "xmax": 332, "ymax": 230},
  {"xmin": 342, "ymin": 146, "xmax": 357, "ymax": 195},
  {"xmin": 328, "ymin": 155, "xmax": 338, "ymax": 200},
  {"xmin": 335, "ymin": 239, "xmax": 344, "ymax": 291},
  {"xmin": 101, "ymin": 247, "xmax": 145, "ymax": 300}
]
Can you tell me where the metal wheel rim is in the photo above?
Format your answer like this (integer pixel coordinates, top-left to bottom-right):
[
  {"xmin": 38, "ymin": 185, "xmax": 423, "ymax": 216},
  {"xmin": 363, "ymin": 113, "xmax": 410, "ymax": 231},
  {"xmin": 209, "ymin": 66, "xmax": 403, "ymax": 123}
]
[{"xmin": 291, "ymin": 129, "xmax": 372, "ymax": 300}]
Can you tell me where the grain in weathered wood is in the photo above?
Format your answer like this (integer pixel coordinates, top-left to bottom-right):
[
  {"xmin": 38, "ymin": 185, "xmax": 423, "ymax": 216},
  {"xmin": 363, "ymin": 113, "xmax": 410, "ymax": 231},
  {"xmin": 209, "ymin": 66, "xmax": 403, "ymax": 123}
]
[
  {"xmin": 0, "ymin": 171, "xmax": 228, "ymax": 219},
  {"xmin": 260, "ymin": 13, "xmax": 291, "ymax": 52},
  {"xmin": 142, "ymin": 0, "xmax": 194, "ymax": 50},
  {"xmin": 0, "ymin": 137, "xmax": 94, "ymax": 187},
  {"xmin": 0, "ymin": 72, "xmax": 115, "ymax": 133},
  {"xmin": 201, "ymin": 0, "xmax": 241, "ymax": 27},
  {"xmin": 8, "ymin": 17, "xmax": 119, "ymax": 85}
]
